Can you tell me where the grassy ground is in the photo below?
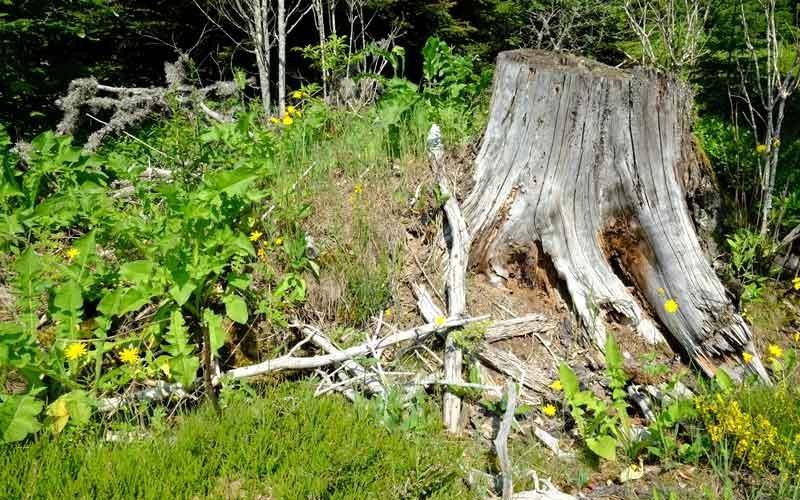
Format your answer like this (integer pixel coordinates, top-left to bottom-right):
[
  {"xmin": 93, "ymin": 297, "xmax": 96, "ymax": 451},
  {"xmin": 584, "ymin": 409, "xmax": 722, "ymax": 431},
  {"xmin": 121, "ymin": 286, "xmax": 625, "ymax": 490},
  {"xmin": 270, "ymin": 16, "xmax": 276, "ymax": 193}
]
[{"xmin": 0, "ymin": 382, "xmax": 472, "ymax": 500}]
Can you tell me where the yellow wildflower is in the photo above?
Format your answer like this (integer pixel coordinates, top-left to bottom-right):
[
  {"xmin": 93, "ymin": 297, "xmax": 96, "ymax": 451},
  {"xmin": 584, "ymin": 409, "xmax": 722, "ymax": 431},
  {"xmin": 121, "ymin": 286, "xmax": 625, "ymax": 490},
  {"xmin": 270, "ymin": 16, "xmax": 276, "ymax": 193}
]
[
  {"xmin": 549, "ymin": 380, "xmax": 563, "ymax": 391},
  {"xmin": 384, "ymin": 308, "xmax": 393, "ymax": 319},
  {"xmin": 274, "ymin": 237, "xmax": 283, "ymax": 246},
  {"xmin": 291, "ymin": 90, "xmax": 303, "ymax": 99},
  {"xmin": 756, "ymin": 144, "xmax": 768, "ymax": 154},
  {"xmin": 286, "ymin": 105, "xmax": 298, "ymax": 116},
  {"xmin": 65, "ymin": 342, "xmax": 87, "ymax": 361},
  {"xmin": 793, "ymin": 276, "xmax": 800, "ymax": 290},
  {"xmin": 119, "ymin": 347, "xmax": 139, "ymax": 365},
  {"xmin": 269, "ymin": 117, "xmax": 280, "ymax": 124},
  {"xmin": 794, "ymin": 332, "xmax": 800, "ymax": 343},
  {"xmin": 434, "ymin": 315, "xmax": 446, "ymax": 326},
  {"xmin": 664, "ymin": 299, "xmax": 679, "ymax": 314},
  {"xmin": 772, "ymin": 137, "xmax": 781, "ymax": 147},
  {"xmin": 249, "ymin": 230, "xmax": 263, "ymax": 242},
  {"xmin": 742, "ymin": 352, "xmax": 753, "ymax": 364},
  {"xmin": 354, "ymin": 183, "xmax": 363, "ymax": 195},
  {"xmin": 66, "ymin": 247, "xmax": 80, "ymax": 261},
  {"xmin": 542, "ymin": 404, "xmax": 557, "ymax": 417},
  {"xmin": 282, "ymin": 115, "xmax": 293, "ymax": 126},
  {"xmin": 768, "ymin": 344, "xmax": 784, "ymax": 359},
  {"xmin": 257, "ymin": 247, "xmax": 267, "ymax": 260}
]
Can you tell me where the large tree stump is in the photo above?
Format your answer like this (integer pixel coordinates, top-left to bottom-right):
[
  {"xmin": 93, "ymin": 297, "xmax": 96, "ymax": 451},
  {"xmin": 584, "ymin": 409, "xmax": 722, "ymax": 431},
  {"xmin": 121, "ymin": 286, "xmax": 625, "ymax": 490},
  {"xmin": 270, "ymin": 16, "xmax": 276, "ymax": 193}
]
[{"xmin": 463, "ymin": 50, "xmax": 768, "ymax": 381}]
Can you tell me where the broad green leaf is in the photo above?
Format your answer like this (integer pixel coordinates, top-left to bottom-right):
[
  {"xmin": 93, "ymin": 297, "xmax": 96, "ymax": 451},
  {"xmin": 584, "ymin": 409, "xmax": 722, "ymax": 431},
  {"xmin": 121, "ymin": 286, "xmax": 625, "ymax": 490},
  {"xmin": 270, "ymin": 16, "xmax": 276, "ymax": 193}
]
[
  {"xmin": 119, "ymin": 260, "xmax": 154, "ymax": 283},
  {"xmin": 227, "ymin": 273, "xmax": 251, "ymax": 291},
  {"xmin": 97, "ymin": 287, "xmax": 151, "ymax": 317},
  {"xmin": 586, "ymin": 435, "xmax": 618, "ymax": 461},
  {"xmin": 223, "ymin": 295, "xmax": 248, "ymax": 324},
  {"xmin": 54, "ymin": 280, "xmax": 83, "ymax": 311},
  {"xmin": 203, "ymin": 309, "xmax": 225, "ymax": 357},
  {"xmin": 163, "ymin": 310, "xmax": 194, "ymax": 357},
  {"xmin": 72, "ymin": 231, "xmax": 96, "ymax": 265},
  {"xmin": 169, "ymin": 280, "xmax": 196, "ymax": 306},
  {"xmin": 169, "ymin": 354, "xmax": 199, "ymax": 388},
  {"xmin": 206, "ymin": 167, "xmax": 258, "ymax": 196},
  {"xmin": 559, "ymin": 362, "xmax": 579, "ymax": 398},
  {"xmin": 714, "ymin": 368, "xmax": 734, "ymax": 392},
  {"xmin": 14, "ymin": 248, "xmax": 42, "ymax": 278},
  {"xmin": 0, "ymin": 395, "xmax": 43, "ymax": 443}
]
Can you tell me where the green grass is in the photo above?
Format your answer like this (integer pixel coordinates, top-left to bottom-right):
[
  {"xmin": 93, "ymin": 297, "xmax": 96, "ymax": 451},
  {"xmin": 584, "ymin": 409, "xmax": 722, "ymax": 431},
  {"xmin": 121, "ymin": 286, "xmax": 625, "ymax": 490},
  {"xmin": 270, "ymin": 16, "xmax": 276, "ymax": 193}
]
[{"xmin": 0, "ymin": 383, "xmax": 472, "ymax": 499}]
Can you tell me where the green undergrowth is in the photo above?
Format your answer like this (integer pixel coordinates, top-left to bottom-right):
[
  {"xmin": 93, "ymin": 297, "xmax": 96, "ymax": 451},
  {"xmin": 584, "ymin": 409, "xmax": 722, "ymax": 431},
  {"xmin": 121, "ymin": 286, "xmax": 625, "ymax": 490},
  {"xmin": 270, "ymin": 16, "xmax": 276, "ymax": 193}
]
[{"xmin": 0, "ymin": 382, "xmax": 472, "ymax": 499}]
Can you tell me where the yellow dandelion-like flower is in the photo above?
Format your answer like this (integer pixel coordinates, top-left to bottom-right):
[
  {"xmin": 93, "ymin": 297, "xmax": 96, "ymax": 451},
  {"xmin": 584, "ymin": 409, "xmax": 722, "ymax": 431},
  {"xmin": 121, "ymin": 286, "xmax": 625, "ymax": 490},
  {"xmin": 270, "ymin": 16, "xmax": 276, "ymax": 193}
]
[
  {"xmin": 793, "ymin": 277, "xmax": 800, "ymax": 290},
  {"xmin": 274, "ymin": 237, "xmax": 283, "ymax": 246},
  {"xmin": 291, "ymin": 90, "xmax": 303, "ymax": 99},
  {"xmin": 434, "ymin": 315, "xmax": 446, "ymax": 326},
  {"xmin": 353, "ymin": 183, "xmax": 363, "ymax": 195},
  {"xmin": 257, "ymin": 247, "xmax": 267, "ymax": 260},
  {"xmin": 542, "ymin": 404, "xmax": 557, "ymax": 417},
  {"xmin": 65, "ymin": 342, "xmax": 87, "ymax": 361},
  {"xmin": 384, "ymin": 308, "xmax": 393, "ymax": 319},
  {"xmin": 249, "ymin": 230, "xmax": 263, "ymax": 242},
  {"xmin": 756, "ymin": 144, "xmax": 768, "ymax": 154},
  {"xmin": 66, "ymin": 247, "xmax": 80, "ymax": 261},
  {"xmin": 772, "ymin": 137, "xmax": 781, "ymax": 147},
  {"xmin": 286, "ymin": 105, "xmax": 298, "ymax": 116},
  {"xmin": 768, "ymin": 344, "xmax": 784, "ymax": 359},
  {"xmin": 269, "ymin": 117, "xmax": 280, "ymax": 124},
  {"xmin": 119, "ymin": 347, "xmax": 139, "ymax": 365},
  {"xmin": 664, "ymin": 299, "xmax": 679, "ymax": 314},
  {"xmin": 742, "ymin": 352, "xmax": 753, "ymax": 364},
  {"xmin": 549, "ymin": 380, "xmax": 563, "ymax": 391},
  {"xmin": 282, "ymin": 115, "xmax": 293, "ymax": 126}
]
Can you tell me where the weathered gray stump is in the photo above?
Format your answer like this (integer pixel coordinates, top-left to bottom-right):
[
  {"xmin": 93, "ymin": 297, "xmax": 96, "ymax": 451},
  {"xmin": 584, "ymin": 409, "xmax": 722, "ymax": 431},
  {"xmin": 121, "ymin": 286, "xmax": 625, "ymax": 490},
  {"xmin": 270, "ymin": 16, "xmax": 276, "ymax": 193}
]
[{"xmin": 463, "ymin": 50, "xmax": 768, "ymax": 380}]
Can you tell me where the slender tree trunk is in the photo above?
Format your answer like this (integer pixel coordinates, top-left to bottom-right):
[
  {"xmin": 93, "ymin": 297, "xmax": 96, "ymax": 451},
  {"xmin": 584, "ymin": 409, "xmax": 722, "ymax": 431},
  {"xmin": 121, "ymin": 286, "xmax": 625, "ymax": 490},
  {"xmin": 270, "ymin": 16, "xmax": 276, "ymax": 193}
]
[
  {"xmin": 312, "ymin": 0, "xmax": 328, "ymax": 101},
  {"xmin": 464, "ymin": 50, "xmax": 769, "ymax": 381},
  {"xmin": 277, "ymin": 0, "xmax": 286, "ymax": 116},
  {"xmin": 253, "ymin": 0, "xmax": 271, "ymax": 115}
]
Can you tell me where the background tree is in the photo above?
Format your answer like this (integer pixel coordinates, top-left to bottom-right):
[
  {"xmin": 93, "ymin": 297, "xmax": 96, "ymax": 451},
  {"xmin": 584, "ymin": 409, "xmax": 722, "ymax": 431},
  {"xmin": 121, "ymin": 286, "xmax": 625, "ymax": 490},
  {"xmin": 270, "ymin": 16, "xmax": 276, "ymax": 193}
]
[{"xmin": 737, "ymin": 0, "xmax": 800, "ymax": 238}]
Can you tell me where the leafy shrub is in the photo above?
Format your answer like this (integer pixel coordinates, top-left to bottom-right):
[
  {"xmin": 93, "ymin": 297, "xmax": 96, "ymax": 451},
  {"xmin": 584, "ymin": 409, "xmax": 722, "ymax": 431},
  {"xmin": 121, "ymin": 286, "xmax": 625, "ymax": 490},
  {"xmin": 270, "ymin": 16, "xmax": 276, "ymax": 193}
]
[
  {"xmin": 558, "ymin": 335, "xmax": 629, "ymax": 461},
  {"xmin": 0, "ymin": 111, "xmax": 317, "ymax": 441},
  {"xmin": 725, "ymin": 228, "xmax": 775, "ymax": 304}
]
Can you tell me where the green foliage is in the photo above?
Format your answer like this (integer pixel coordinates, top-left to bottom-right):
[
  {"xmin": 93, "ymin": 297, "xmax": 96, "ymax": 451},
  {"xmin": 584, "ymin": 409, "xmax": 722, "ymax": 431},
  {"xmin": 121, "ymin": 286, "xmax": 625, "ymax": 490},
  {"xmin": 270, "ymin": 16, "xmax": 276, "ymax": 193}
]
[
  {"xmin": 451, "ymin": 320, "xmax": 490, "ymax": 351},
  {"xmin": 556, "ymin": 335, "xmax": 635, "ymax": 461},
  {"xmin": 355, "ymin": 387, "xmax": 442, "ymax": 435},
  {"xmin": 0, "ymin": 383, "xmax": 470, "ymax": 499},
  {"xmin": 726, "ymin": 228, "xmax": 775, "ymax": 304},
  {"xmin": 377, "ymin": 37, "xmax": 491, "ymax": 147},
  {"xmin": 0, "ymin": 394, "xmax": 43, "ymax": 444},
  {"xmin": 0, "ymin": 107, "xmax": 318, "ymax": 437}
]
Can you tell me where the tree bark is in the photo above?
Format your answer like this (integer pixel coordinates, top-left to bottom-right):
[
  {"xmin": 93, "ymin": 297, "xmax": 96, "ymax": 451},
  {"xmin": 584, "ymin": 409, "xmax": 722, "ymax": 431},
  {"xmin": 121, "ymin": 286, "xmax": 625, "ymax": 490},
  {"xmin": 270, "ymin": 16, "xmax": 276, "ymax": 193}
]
[
  {"xmin": 277, "ymin": 0, "xmax": 286, "ymax": 116},
  {"xmin": 253, "ymin": 0, "xmax": 272, "ymax": 115},
  {"xmin": 463, "ymin": 50, "xmax": 768, "ymax": 381}
]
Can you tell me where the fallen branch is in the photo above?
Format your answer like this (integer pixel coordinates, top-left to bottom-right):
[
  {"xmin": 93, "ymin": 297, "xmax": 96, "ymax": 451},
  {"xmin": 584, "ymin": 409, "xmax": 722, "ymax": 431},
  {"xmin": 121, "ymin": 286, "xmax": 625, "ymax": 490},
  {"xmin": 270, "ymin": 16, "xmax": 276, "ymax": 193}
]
[
  {"xmin": 428, "ymin": 123, "xmax": 470, "ymax": 434},
  {"xmin": 484, "ymin": 314, "xmax": 559, "ymax": 343},
  {"xmin": 475, "ymin": 344, "xmax": 549, "ymax": 392},
  {"xmin": 494, "ymin": 380, "xmax": 517, "ymax": 500},
  {"xmin": 97, "ymin": 381, "xmax": 191, "ymax": 413},
  {"xmin": 300, "ymin": 324, "xmax": 385, "ymax": 397},
  {"xmin": 57, "ymin": 56, "xmax": 245, "ymax": 151},
  {"xmin": 218, "ymin": 316, "xmax": 488, "ymax": 383}
]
